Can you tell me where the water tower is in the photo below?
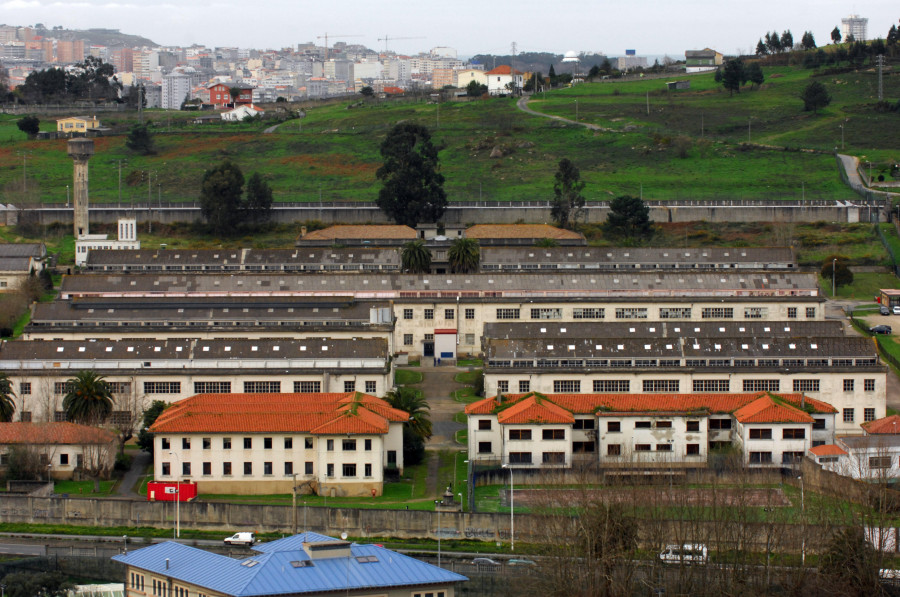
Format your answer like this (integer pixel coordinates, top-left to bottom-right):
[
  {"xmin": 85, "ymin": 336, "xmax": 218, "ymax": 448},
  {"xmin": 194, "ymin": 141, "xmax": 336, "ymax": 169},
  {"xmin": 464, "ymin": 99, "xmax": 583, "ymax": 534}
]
[{"xmin": 67, "ymin": 138, "xmax": 94, "ymax": 238}]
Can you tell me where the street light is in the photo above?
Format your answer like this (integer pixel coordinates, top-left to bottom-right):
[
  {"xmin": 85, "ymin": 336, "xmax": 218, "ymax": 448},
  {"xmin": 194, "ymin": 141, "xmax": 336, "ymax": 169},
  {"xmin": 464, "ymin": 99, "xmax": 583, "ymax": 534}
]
[
  {"xmin": 168, "ymin": 451, "xmax": 181, "ymax": 538},
  {"xmin": 574, "ymin": 99, "xmax": 578, "ymax": 123},
  {"xmin": 832, "ymin": 258, "xmax": 837, "ymax": 297},
  {"xmin": 502, "ymin": 464, "xmax": 514, "ymax": 551},
  {"xmin": 839, "ymin": 122, "xmax": 845, "ymax": 150},
  {"xmin": 797, "ymin": 475, "xmax": 805, "ymax": 565},
  {"xmin": 434, "ymin": 500, "xmax": 442, "ymax": 567}
]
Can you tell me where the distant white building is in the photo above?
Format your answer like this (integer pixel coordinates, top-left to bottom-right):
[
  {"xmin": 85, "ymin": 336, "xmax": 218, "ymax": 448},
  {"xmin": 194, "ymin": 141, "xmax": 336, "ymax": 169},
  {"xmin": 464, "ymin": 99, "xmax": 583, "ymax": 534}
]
[
  {"xmin": 841, "ymin": 14, "xmax": 868, "ymax": 42},
  {"xmin": 221, "ymin": 104, "xmax": 265, "ymax": 121},
  {"xmin": 810, "ymin": 415, "xmax": 900, "ymax": 480},
  {"xmin": 618, "ymin": 55, "xmax": 648, "ymax": 71},
  {"xmin": 75, "ymin": 218, "xmax": 140, "ymax": 266},
  {"xmin": 161, "ymin": 72, "xmax": 192, "ymax": 110}
]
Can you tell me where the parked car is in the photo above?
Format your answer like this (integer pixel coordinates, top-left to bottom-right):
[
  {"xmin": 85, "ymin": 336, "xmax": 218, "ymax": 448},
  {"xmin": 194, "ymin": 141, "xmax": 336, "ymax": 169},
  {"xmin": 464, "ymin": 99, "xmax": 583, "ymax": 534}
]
[
  {"xmin": 224, "ymin": 532, "xmax": 257, "ymax": 546},
  {"xmin": 508, "ymin": 558, "xmax": 537, "ymax": 567},
  {"xmin": 658, "ymin": 543, "xmax": 708, "ymax": 565},
  {"xmin": 881, "ymin": 305, "xmax": 891, "ymax": 315},
  {"xmin": 893, "ymin": 306, "xmax": 900, "ymax": 315},
  {"xmin": 870, "ymin": 325, "xmax": 893, "ymax": 335},
  {"xmin": 472, "ymin": 557, "xmax": 501, "ymax": 569}
]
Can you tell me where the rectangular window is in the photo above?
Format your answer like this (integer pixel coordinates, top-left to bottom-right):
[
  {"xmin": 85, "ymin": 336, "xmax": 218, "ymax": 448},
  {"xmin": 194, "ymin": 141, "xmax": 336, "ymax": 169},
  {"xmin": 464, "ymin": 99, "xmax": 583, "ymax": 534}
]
[
  {"xmin": 686, "ymin": 444, "xmax": 700, "ymax": 455},
  {"xmin": 509, "ymin": 429, "xmax": 532, "ymax": 440},
  {"xmin": 161, "ymin": 462, "xmax": 171, "ymax": 476},
  {"xmin": 60, "ymin": 453, "xmax": 69, "ymax": 465},
  {"xmin": 519, "ymin": 380, "xmax": 530, "ymax": 393},
  {"xmin": 106, "ymin": 382, "xmax": 131, "ymax": 394},
  {"xmin": 19, "ymin": 382, "xmax": 31, "ymax": 395},
  {"xmin": 263, "ymin": 437, "xmax": 272, "ymax": 449},
  {"xmin": 634, "ymin": 444, "xmax": 651, "ymax": 452},
  {"xmin": 465, "ymin": 308, "xmax": 475, "ymax": 320},
  {"xmin": 294, "ymin": 381, "xmax": 322, "ymax": 393},
  {"xmin": 542, "ymin": 452, "xmax": 565, "ymax": 464},
  {"xmin": 865, "ymin": 379, "xmax": 876, "ymax": 392},
  {"xmin": 701, "ymin": 307, "xmax": 733, "ymax": 319},
  {"xmin": 244, "ymin": 381, "xmax": 280, "ymax": 393},
  {"xmin": 744, "ymin": 307, "xmax": 768, "ymax": 319},
  {"xmin": 496, "ymin": 308, "xmax": 520, "ymax": 320},
  {"xmin": 686, "ymin": 421, "xmax": 700, "ymax": 432},
  {"xmin": 793, "ymin": 379, "xmax": 820, "ymax": 392},
  {"xmin": 749, "ymin": 428, "xmax": 773, "ymax": 439},
  {"xmin": 194, "ymin": 381, "xmax": 231, "ymax": 394},
  {"xmin": 709, "ymin": 418, "xmax": 732, "ymax": 430},
  {"xmin": 445, "ymin": 309, "xmax": 455, "ymax": 320},
  {"xmin": 594, "ymin": 380, "xmax": 630, "ymax": 393},
  {"xmin": 223, "ymin": 437, "xmax": 231, "ymax": 449},
  {"xmin": 743, "ymin": 379, "xmax": 780, "ymax": 392},
  {"xmin": 783, "ymin": 428, "xmax": 806, "ymax": 439},
  {"xmin": 182, "ymin": 438, "xmax": 190, "ymax": 449},
  {"xmin": 182, "ymin": 462, "xmax": 191, "ymax": 476},
  {"xmin": 263, "ymin": 462, "xmax": 273, "ymax": 475},
  {"xmin": 509, "ymin": 452, "xmax": 532, "ymax": 464},
  {"xmin": 424, "ymin": 309, "xmax": 434, "ymax": 320},
  {"xmin": 497, "ymin": 380, "xmax": 509, "ymax": 393},
  {"xmin": 635, "ymin": 421, "xmax": 652, "ymax": 429},
  {"xmin": 284, "ymin": 437, "xmax": 293, "ymax": 449},
  {"xmin": 478, "ymin": 441, "xmax": 492, "ymax": 453},
  {"xmin": 531, "ymin": 308, "xmax": 562, "ymax": 320},
  {"xmin": 642, "ymin": 380, "xmax": 679, "ymax": 392},
  {"xmin": 573, "ymin": 441, "xmax": 595, "ymax": 453},
  {"xmin": 344, "ymin": 381, "xmax": 356, "ymax": 393},
  {"xmin": 782, "ymin": 452, "xmax": 804, "ymax": 464},
  {"xmin": 693, "ymin": 379, "xmax": 730, "ymax": 392},
  {"xmin": 161, "ymin": 438, "xmax": 170, "ymax": 449},
  {"xmin": 607, "ymin": 444, "xmax": 622, "ymax": 456},
  {"xmin": 343, "ymin": 439, "xmax": 357, "ymax": 451},
  {"xmin": 573, "ymin": 307, "xmax": 604, "ymax": 319},
  {"xmin": 327, "ymin": 464, "xmax": 335, "ymax": 477},
  {"xmin": 615, "ymin": 307, "xmax": 648, "ymax": 319},
  {"xmin": 403, "ymin": 334, "xmax": 413, "ymax": 346},
  {"xmin": 787, "ymin": 307, "xmax": 797, "ymax": 319},
  {"xmin": 364, "ymin": 439, "xmax": 372, "ymax": 451},
  {"xmin": 144, "ymin": 381, "xmax": 181, "ymax": 394},
  {"xmin": 607, "ymin": 421, "xmax": 621, "ymax": 432},
  {"xmin": 243, "ymin": 462, "xmax": 252, "ymax": 475},
  {"xmin": 843, "ymin": 408, "xmax": 855, "ymax": 423},
  {"xmin": 656, "ymin": 421, "xmax": 672, "ymax": 428},
  {"xmin": 202, "ymin": 438, "xmax": 211, "ymax": 450},
  {"xmin": 749, "ymin": 452, "xmax": 773, "ymax": 464},
  {"xmin": 284, "ymin": 462, "xmax": 293, "ymax": 475},
  {"xmin": 478, "ymin": 419, "xmax": 492, "ymax": 430},
  {"xmin": 365, "ymin": 463, "xmax": 372, "ymax": 477},
  {"xmin": 806, "ymin": 307, "xmax": 816, "ymax": 318},
  {"xmin": 864, "ymin": 408, "xmax": 876, "ymax": 422},
  {"xmin": 243, "ymin": 437, "xmax": 252, "ymax": 449},
  {"xmin": 870, "ymin": 456, "xmax": 892, "ymax": 469},
  {"xmin": 203, "ymin": 462, "xmax": 211, "ymax": 476},
  {"xmin": 843, "ymin": 379, "xmax": 855, "ymax": 392},
  {"xmin": 659, "ymin": 307, "xmax": 691, "ymax": 319},
  {"xmin": 305, "ymin": 462, "xmax": 313, "ymax": 475},
  {"xmin": 327, "ymin": 439, "xmax": 334, "ymax": 451},
  {"xmin": 553, "ymin": 380, "xmax": 581, "ymax": 393},
  {"xmin": 656, "ymin": 444, "xmax": 673, "ymax": 452},
  {"xmin": 542, "ymin": 429, "xmax": 565, "ymax": 440},
  {"xmin": 403, "ymin": 308, "xmax": 413, "ymax": 320},
  {"xmin": 365, "ymin": 381, "xmax": 376, "ymax": 393},
  {"xmin": 305, "ymin": 438, "xmax": 313, "ymax": 449},
  {"xmin": 573, "ymin": 418, "xmax": 595, "ymax": 430},
  {"xmin": 342, "ymin": 463, "xmax": 357, "ymax": 477},
  {"xmin": 53, "ymin": 382, "xmax": 72, "ymax": 395},
  {"xmin": 813, "ymin": 418, "xmax": 826, "ymax": 430}
]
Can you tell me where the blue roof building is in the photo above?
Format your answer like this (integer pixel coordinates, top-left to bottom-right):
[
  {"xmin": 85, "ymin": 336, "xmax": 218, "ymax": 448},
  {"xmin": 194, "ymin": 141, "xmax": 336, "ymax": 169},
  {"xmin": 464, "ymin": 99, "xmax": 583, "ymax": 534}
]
[{"xmin": 112, "ymin": 532, "xmax": 467, "ymax": 597}]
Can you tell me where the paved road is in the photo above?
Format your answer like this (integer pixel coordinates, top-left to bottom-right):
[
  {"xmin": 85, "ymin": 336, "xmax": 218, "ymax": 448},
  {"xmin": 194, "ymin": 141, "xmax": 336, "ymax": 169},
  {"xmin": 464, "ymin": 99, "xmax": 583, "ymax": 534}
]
[
  {"xmin": 117, "ymin": 449, "xmax": 152, "ymax": 498},
  {"xmin": 0, "ymin": 542, "xmax": 45, "ymax": 556},
  {"xmin": 516, "ymin": 96, "xmax": 609, "ymax": 131}
]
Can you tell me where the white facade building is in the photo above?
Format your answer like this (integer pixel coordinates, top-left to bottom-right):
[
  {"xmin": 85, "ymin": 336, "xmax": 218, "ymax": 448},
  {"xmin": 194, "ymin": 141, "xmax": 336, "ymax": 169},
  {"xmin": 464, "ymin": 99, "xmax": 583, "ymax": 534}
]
[
  {"xmin": 161, "ymin": 72, "xmax": 192, "ymax": 110},
  {"xmin": 75, "ymin": 218, "xmax": 140, "ymax": 266}
]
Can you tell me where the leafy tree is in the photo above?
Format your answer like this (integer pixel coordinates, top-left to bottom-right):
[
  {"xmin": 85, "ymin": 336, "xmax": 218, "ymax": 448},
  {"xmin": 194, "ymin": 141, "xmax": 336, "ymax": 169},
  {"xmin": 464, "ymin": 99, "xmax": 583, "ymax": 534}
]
[
  {"xmin": 401, "ymin": 240, "xmax": 432, "ymax": 273},
  {"xmin": 125, "ymin": 123, "xmax": 155, "ymax": 155},
  {"xmin": 888, "ymin": 25, "xmax": 899, "ymax": 46},
  {"xmin": 801, "ymin": 31, "xmax": 817, "ymax": 50},
  {"xmin": 376, "ymin": 123, "xmax": 447, "ymax": 227},
  {"xmin": 780, "ymin": 30, "xmax": 794, "ymax": 52},
  {"xmin": 21, "ymin": 67, "xmax": 67, "ymax": 102},
  {"xmin": 603, "ymin": 195, "xmax": 653, "ymax": 241},
  {"xmin": 714, "ymin": 67, "xmax": 723, "ymax": 83},
  {"xmin": 137, "ymin": 400, "xmax": 168, "ymax": 454},
  {"xmin": 831, "ymin": 26, "xmax": 842, "ymax": 44},
  {"xmin": 245, "ymin": 172, "xmax": 273, "ymax": 223},
  {"xmin": 588, "ymin": 65, "xmax": 601, "ymax": 79},
  {"xmin": 199, "ymin": 159, "xmax": 245, "ymax": 234},
  {"xmin": 550, "ymin": 158, "xmax": 586, "ymax": 229},
  {"xmin": 746, "ymin": 62, "xmax": 765, "ymax": 89},
  {"xmin": 0, "ymin": 570, "xmax": 73, "ymax": 597},
  {"xmin": 465, "ymin": 80, "xmax": 488, "ymax": 96},
  {"xmin": 755, "ymin": 39, "xmax": 768, "ymax": 56},
  {"xmin": 0, "ymin": 371, "xmax": 15, "ymax": 422},
  {"xmin": 846, "ymin": 33, "xmax": 855, "ymax": 43},
  {"xmin": 801, "ymin": 80, "xmax": 831, "ymax": 114},
  {"xmin": 523, "ymin": 72, "xmax": 544, "ymax": 92},
  {"xmin": 401, "ymin": 425, "xmax": 425, "ymax": 466},
  {"xmin": 447, "ymin": 237, "xmax": 480, "ymax": 274},
  {"xmin": 62, "ymin": 370, "xmax": 113, "ymax": 425},
  {"xmin": 385, "ymin": 386, "xmax": 432, "ymax": 440},
  {"xmin": 16, "ymin": 115, "xmax": 39, "ymax": 138},
  {"xmin": 721, "ymin": 59, "xmax": 744, "ymax": 95},
  {"xmin": 821, "ymin": 255, "xmax": 853, "ymax": 288},
  {"xmin": 359, "ymin": 86, "xmax": 374, "ymax": 97},
  {"xmin": 2, "ymin": 445, "xmax": 42, "ymax": 481},
  {"xmin": 818, "ymin": 526, "xmax": 881, "ymax": 597},
  {"xmin": 766, "ymin": 31, "xmax": 782, "ymax": 54},
  {"xmin": 229, "ymin": 86, "xmax": 242, "ymax": 104},
  {"xmin": 534, "ymin": 238, "xmax": 559, "ymax": 248}
]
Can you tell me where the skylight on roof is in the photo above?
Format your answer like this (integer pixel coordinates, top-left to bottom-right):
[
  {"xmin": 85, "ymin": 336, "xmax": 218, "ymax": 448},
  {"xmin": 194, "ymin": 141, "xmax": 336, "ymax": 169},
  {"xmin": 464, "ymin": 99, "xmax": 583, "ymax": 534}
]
[
  {"xmin": 241, "ymin": 560, "xmax": 260, "ymax": 568},
  {"xmin": 356, "ymin": 555, "xmax": 378, "ymax": 563},
  {"xmin": 291, "ymin": 560, "xmax": 315, "ymax": 568}
]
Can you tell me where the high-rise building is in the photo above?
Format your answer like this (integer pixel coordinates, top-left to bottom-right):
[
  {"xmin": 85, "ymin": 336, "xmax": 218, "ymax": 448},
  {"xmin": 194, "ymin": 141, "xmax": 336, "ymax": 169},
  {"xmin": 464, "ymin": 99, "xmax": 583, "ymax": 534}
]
[
  {"xmin": 56, "ymin": 40, "xmax": 85, "ymax": 64},
  {"xmin": 841, "ymin": 14, "xmax": 868, "ymax": 42},
  {"xmin": 161, "ymin": 72, "xmax": 192, "ymax": 110}
]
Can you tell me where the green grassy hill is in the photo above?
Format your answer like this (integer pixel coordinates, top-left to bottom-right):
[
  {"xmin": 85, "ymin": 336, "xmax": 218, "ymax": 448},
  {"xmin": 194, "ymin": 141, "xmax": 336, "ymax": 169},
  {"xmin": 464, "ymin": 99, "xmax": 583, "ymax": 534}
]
[{"xmin": 0, "ymin": 63, "xmax": 897, "ymax": 205}]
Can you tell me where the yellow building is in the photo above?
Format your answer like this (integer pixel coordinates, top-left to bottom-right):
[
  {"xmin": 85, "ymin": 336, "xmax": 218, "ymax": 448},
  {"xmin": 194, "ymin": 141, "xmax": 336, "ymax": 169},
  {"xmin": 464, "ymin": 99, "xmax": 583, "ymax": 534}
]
[{"xmin": 56, "ymin": 116, "xmax": 100, "ymax": 133}]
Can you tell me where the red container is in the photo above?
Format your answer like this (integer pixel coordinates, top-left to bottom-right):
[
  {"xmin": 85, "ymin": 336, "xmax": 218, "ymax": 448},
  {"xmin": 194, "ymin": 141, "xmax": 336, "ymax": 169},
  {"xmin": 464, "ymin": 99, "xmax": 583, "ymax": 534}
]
[{"xmin": 147, "ymin": 481, "xmax": 197, "ymax": 502}]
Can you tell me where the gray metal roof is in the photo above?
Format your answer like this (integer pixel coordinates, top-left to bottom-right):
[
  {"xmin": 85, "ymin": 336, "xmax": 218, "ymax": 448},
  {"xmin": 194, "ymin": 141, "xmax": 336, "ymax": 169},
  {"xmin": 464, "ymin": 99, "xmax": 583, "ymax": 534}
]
[
  {"xmin": 485, "ymin": 321, "xmax": 847, "ymax": 340},
  {"xmin": 480, "ymin": 246, "xmax": 795, "ymax": 267},
  {"xmin": 60, "ymin": 271, "xmax": 821, "ymax": 299},
  {"xmin": 84, "ymin": 247, "xmax": 401, "ymax": 270},
  {"xmin": 0, "ymin": 243, "xmax": 45, "ymax": 259},
  {"xmin": 0, "ymin": 257, "xmax": 35, "ymax": 273}
]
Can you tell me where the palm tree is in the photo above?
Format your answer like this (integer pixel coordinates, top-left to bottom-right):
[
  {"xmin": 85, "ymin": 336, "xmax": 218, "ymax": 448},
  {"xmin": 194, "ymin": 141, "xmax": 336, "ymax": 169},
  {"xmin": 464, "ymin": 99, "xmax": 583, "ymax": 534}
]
[
  {"xmin": 0, "ymin": 371, "xmax": 16, "ymax": 422},
  {"xmin": 401, "ymin": 240, "xmax": 432, "ymax": 273},
  {"xmin": 448, "ymin": 238, "xmax": 480, "ymax": 274},
  {"xmin": 384, "ymin": 386, "xmax": 432, "ymax": 440},
  {"xmin": 62, "ymin": 370, "xmax": 113, "ymax": 425}
]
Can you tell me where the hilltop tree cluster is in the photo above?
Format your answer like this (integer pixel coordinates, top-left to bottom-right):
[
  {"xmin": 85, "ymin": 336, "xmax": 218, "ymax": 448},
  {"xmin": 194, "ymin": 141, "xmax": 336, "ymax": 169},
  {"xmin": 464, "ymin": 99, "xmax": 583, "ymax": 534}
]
[
  {"xmin": 19, "ymin": 57, "xmax": 121, "ymax": 103},
  {"xmin": 199, "ymin": 160, "xmax": 274, "ymax": 234},
  {"xmin": 755, "ymin": 30, "xmax": 796, "ymax": 55},
  {"xmin": 714, "ymin": 59, "xmax": 765, "ymax": 95}
]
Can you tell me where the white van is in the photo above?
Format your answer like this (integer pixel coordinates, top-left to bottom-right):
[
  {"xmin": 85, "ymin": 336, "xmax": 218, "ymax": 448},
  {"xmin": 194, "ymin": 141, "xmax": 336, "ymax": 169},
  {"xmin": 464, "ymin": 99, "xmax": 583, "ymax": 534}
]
[
  {"xmin": 224, "ymin": 532, "xmax": 257, "ymax": 546},
  {"xmin": 658, "ymin": 543, "xmax": 708, "ymax": 565}
]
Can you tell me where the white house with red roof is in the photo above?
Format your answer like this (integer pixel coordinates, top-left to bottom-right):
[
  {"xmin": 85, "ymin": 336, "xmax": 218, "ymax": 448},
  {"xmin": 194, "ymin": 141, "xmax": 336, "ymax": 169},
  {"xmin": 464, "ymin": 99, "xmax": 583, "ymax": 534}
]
[
  {"xmin": 809, "ymin": 414, "xmax": 900, "ymax": 480},
  {"xmin": 150, "ymin": 392, "xmax": 408, "ymax": 496},
  {"xmin": 465, "ymin": 391, "xmax": 836, "ymax": 470},
  {"xmin": 221, "ymin": 104, "xmax": 265, "ymax": 121},
  {"xmin": 484, "ymin": 65, "xmax": 524, "ymax": 95},
  {"xmin": 0, "ymin": 422, "xmax": 117, "ymax": 480}
]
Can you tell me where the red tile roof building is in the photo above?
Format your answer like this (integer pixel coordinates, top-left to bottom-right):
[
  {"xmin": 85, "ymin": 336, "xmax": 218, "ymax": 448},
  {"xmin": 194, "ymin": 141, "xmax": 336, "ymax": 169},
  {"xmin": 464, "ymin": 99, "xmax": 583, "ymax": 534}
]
[{"xmin": 0, "ymin": 422, "xmax": 117, "ymax": 480}]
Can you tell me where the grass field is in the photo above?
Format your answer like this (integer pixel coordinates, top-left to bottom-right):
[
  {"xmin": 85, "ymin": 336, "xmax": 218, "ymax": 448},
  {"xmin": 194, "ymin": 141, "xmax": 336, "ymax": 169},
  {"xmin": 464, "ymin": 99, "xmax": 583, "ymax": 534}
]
[{"xmin": 0, "ymin": 63, "xmax": 895, "ymax": 204}]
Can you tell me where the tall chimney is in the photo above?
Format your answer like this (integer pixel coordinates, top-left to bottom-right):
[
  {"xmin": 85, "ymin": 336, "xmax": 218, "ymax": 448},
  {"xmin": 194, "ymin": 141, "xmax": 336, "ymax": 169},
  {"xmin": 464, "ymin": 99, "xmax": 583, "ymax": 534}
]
[{"xmin": 67, "ymin": 138, "xmax": 94, "ymax": 239}]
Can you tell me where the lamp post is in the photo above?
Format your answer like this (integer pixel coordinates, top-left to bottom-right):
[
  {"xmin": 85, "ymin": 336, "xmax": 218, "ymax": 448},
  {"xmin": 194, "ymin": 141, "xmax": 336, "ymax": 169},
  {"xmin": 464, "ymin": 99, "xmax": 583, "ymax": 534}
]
[
  {"xmin": 574, "ymin": 99, "xmax": 578, "ymax": 123},
  {"xmin": 46, "ymin": 463, "xmax": 52, "ymax": 485},
  {"xmin": 66, "ymin": 185, "xmax": 69, "ymax": 207},
  {"xmin": 434, "ymin": 500, "xmax": 442, "ymax": 567},
  {"xmin": 798, "ymin": 475, "xmax": 805, "ymax": 565},
  {"xmin": 123, "ymin": 535, "xmax": 128, "ymax": 555},
  {"xmin": 463, "ymin": 458, "xmax": 475, "ymax": 513},
  {"xmin": 168, "ymin": 451, "xmax": 181, "ymax": 538},
  {"xmin": 839, "ymin": 122, "xmax": 845, "ymax": 150},
  {"xmin": 502, "ymin": 464, "xmax": 514, "ymax": 551},
  {"xmin": 832, "ymin": 258, "xmax": 837, "ymax": 297}
]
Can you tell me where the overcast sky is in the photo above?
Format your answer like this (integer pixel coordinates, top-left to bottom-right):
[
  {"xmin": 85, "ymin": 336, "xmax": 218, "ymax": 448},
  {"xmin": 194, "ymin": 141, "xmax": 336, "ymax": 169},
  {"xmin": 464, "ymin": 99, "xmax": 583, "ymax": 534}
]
[{"xmin": 2, "ymin": 0, "xmax": 897, "ymax": 57}]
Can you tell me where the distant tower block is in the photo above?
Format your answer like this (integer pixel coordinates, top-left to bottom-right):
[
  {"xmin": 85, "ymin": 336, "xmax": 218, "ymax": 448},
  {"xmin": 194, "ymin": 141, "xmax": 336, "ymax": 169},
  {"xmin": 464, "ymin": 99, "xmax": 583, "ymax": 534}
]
[{"xmin": 67, "ymin": 138, "xmax": 94, "ymax": 238}]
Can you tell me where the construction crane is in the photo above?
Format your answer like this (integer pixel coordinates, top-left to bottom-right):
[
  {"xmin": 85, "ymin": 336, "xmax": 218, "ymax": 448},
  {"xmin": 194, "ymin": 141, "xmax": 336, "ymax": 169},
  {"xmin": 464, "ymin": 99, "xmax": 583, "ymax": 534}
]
[
  {"xmin": 377, "ymin": 35, "xmax": 426, "ymax": 53},
  {"xmin": 316, "ymin": 33, "xmax": 363, "ymax": 60}
]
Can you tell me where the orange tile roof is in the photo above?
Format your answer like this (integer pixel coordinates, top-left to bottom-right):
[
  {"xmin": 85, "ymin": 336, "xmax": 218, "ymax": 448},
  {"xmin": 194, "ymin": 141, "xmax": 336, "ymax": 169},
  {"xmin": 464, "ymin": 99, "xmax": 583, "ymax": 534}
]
[
  {"xmin": 466, "ymin": 392, "xmax": 833, "ymax": 420},
  {"xmin": 465, "ymin": 224, "xmax": 583, "ymax": 241},
  {"xmin": 150, "ymin": 393, "xmax": 406, "ymax": 436},
  {"xmin": 733, "ymin": 395, "xmax": 814, "ymax": 424},
  {"xmin": 497, "ymin": 395, "xmax": 575, "ymax": 425},
  {"xmin": 485, "ymin": 65, "xmax": 523, "ymax": 76},
  {"xmin": 862, "ymin": 414, "xmax": 900, "ymax": 435},
  {"xmin": 0, "ymin": 422, "xmax": 116, "ymax": 445},
  {"xmin": 300, "ymin": 225, "xmax": 417, "ymax": 241},
  {"xmin": 809, "ymin": 444, "xmax": 847, "ymax": 457}
]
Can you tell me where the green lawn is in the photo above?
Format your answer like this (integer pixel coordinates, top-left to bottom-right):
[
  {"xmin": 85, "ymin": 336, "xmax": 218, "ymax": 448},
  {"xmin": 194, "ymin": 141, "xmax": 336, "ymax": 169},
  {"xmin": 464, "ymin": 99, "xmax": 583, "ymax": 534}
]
[
  {"xmin": 394, "ymin": 369, "xmax": 423, "ymax": 385},
  {"xmin": 820, "ymin": 271, "xmax": 900, "ymax": 300},
  {"xmin": 53, "ymin": 480, "xmax": 116, "ymax": 495}
]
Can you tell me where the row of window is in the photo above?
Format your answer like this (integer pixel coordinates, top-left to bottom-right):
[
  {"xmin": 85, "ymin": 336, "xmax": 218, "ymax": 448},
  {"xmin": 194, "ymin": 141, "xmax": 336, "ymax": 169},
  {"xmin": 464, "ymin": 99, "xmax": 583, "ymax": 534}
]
[
  {"xmin": 749, "ymin": 451, "xmax": 806, "ymax": 464},
  {"xmin": 140, "ymin": 380, "xmax": 377, "ymax": 395},
  {"xmin": 748, "ymin": 428, "xmax": 806, "ymax": 440},
  {"xmin": 510, "ymin": 378, "xmax": 879, "ymax": 394},
  {"xmin": 487, "ymin": 307, "xmax": 816, "ymax": 321},
  {"xmin": 404, "ymin": 333, "xmax": 477, "ymax": 346},
  {"xmin": 488, "ymin": 358, "xmax": 879, "ymax": 370},
  {"xmin": 403, "ymin": 308, "xmax": 462, "ymax": 320},
  {"xmin": 844, "ymin": 407, "xmax": 877, "ymax": 423},
  {"xmin": 161, "ymin": 437, "xmax": 374, "ymax": 452},
  {"xmin": 162, "ymin": 460, "xmax": 373, "ymax": 478}
]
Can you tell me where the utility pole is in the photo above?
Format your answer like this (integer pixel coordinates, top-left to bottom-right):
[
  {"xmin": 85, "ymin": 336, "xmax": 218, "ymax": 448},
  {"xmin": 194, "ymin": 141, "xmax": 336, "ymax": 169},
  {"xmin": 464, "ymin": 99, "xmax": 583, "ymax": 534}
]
[
  {"xmin": 118, "ymin": 160, "xmax": 124, "ymax": 203},
  {"xmin": 138, "ymin": 85, "xmax": 143, "ymax": 123},
  {"xmin": 292, "ymin": 473, "xmax": 298, "ymax": 535},
  {"xmin": 646, "ymin": 91, "xmax": 649, "ymax": 115},
  {"xmin": 877, "ymin": 55, "xmax": 884, "ymax": 101}
]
